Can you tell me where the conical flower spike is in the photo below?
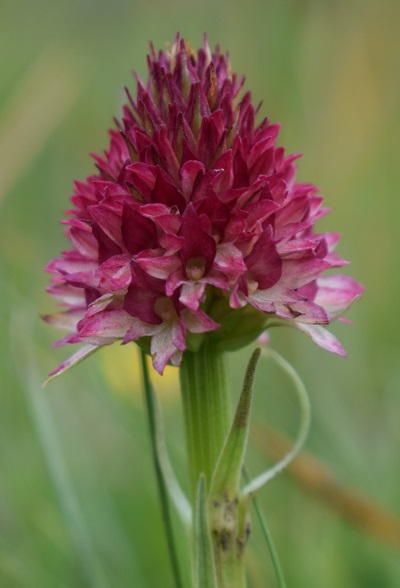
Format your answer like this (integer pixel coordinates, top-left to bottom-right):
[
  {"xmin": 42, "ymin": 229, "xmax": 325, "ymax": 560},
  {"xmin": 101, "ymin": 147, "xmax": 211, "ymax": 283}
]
[{"xmin": 44, "ymin": 35, "xmax": 363, "ymax": 379}]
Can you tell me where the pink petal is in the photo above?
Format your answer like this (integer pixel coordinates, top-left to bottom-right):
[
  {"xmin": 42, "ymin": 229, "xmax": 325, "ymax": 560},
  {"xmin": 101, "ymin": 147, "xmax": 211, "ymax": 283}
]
[
  {"xmin": 180, "ymin": 160, "xmax": 206, "ymax": 201},
  {"xmin": 127, "ymin": 162, "xmax": 157, "ymax": 200},
  {"xmin": 136, "ymin": 254, "xmax": 181, "ymax": 280},
  {"xmin": 86, "ymin": 293, "xmax": 118, "ymax": 317},
  {"xmin": 181, "ymin": 308, "xmax": 220, "ymax": 333},
  {"xmin": 46, "ymin": 256, "xmax": 97, "ymax": 276},
  {"xmin": 274, "ymin": 195, "xmax": 310, "ymax": 229},
  {"xmin": 152, "ymin": 168, "xmax": 186, "ymax": 212},
  {"xmin": 280, "ymin": 258, "xmax": 331, "ymax": 289},
  {"xmin": 179, "ymin": 204, "xmax": 216, "ymax": 274},
  {"xmin": 69, "ymin": 223, "xmax": 98, "ymax": 259},
  {"xmin": 77, "ymin": 309, "xmax": 134, "ymax": 345},
  {"xmin": 276, "ymin": 238, "xmax": 321, "ymax": 258},
  {"xmin": 246, "ymin": 284, "xmax": 300, "ymax": 313},
  {"xmin": 88, "ymin": 202, "xmax": 123, "ymax": 248},
  {"xmin": 170, "ymin": 349, "xmax": 183, "ymax": 367},
  {"xmin": 288, "ymin": 300, "xmax": 328, "ymax": 324},
  {"xmin": 245, "ymin": 227, "xmax": 282, "ymax": 289},
  {"xmin": 212, "ymin": 150, "xmax": 234, "ymax": 193},
  {"xmin": 203, "ymin": 269, "xmax": 229, "ymax": 290},
  {"xmin": 294, "ymin": 323, "xmax": 346, "ymax": 357},
  {"xmin": 214, "ymin": 242, "xmax": 246, "ymax": 277},
  {"xmin": 197, "ymin": 110, "xmax": 225, "ymax": 167},
  {"xmin": 244, "ymin": 199, "xmax": 279, "ymax": 229},
  {"xmin": 44, "ymin": 345, "xmax": 99, "ymax": 386},
  {"xmin": 315, "ymin": 275, "xmax": 364, "ymax": 314},
  {"xmin": 159, "ymin": 233, "xmax": 185, "ymax": 254},
  {"xmin": 166, "ymin": 268, "xmax": 186, "ymax": 296},
  {"xmin": 42, "ymin": 309, "xmax": 85, "ymax": 331},
  {"xmin": 46, "ymin": 282, "xmax": 86, "ymax": 307},
  {"xmin": 194, "ymin": 190, "xmax": 230, "ymax": 235},
  {"xmin": 124, "ymin": 263, "xmax": 164, "ymax": 324},
  {"xmin": 92, "ymin": 222, "xmax": 123, "ymax": 263},
  {"xmin": 229, "ymin": 284, "xmax": 248, "ymax": 309},
  {"xmin": 179, "ymin": 281, "xmax": 206, "ymax": 311},
  {"xmin": 157, "ymin": 125, "xmax": 181, "ymax": 184},
  {"xmin": 96, "ymin": 254, "xmax": 132, "ymax": 291},
  {"xmin": 150, "ymin": 322, "xmax": 182, "ymax": 374},
  {"xmin": 171, "ymin": 319, "xmax": 186, "ymax": 351},
  {"xmin": 122, "ymin": 318, "xmax": 161, "ymax": 343},
  {"xmin": 140, "ymin": 202, "xmax": 175, "ymax": 219},
  {"xmin": 64, "ymin": 270, "xmax": 100, "ymax": 290},
  {"xmin": 121, "ymin": 203, "xmax": 157, "ymax": 254}
]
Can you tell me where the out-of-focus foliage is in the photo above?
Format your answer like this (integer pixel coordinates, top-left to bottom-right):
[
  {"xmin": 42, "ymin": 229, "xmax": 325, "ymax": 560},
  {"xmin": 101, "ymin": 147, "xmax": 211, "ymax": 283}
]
[{"xmin": 1, "ymin": 0, "xmax": 399, "ymax": 586}]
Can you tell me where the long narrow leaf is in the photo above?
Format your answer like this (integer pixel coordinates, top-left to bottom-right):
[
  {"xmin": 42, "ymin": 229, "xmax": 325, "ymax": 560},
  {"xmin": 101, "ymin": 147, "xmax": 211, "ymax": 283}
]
[
  {"xmin": 243, "ymin": 467, "xmax": 288, "ymax": 588},
  {"xmin": 210, "ymin": 348, "xmax": 261, "ymax": 501},
  {"xmin": 241, "ymin": 348, "xmax": 311, "ymax": 497}
]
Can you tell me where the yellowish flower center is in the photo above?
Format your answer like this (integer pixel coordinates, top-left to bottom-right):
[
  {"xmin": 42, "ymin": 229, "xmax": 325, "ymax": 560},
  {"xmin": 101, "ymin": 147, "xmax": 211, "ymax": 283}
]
[
  {"xmin": 247, "ymin": 279, "xmax": 258, "ymax": 294},
  {"xmin": 186, "ymin": 256, "xmax": 206, "ymax": 281},
  {"xmin": 154, "ymin": 297, "xmax": 177, "ymax": 321}
]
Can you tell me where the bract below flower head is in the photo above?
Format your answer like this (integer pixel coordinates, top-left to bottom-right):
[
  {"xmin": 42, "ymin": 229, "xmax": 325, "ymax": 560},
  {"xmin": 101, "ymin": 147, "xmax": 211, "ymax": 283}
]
[{"xmin": 44, "ymin": 34, "xmax": 363, "ymax": 378}]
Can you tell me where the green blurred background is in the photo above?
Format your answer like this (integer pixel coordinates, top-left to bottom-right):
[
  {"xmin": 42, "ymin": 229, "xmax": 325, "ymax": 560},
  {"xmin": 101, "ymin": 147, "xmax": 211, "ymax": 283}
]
[{"xmin": 1, "ymin": 0, "xmax": 399, "ymax": 586}]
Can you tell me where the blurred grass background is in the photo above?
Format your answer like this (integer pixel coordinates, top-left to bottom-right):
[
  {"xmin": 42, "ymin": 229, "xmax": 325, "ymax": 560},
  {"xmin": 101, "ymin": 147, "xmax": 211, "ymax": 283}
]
[{"xmin": 1, "ymin": 0, "xmax": 399, "ymax": 586}]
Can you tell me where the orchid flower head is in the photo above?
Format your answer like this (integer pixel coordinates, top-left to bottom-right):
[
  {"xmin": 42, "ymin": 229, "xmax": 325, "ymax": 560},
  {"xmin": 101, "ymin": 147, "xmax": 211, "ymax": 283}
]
[{"xmin": 44, "ymin": 35, "xmax": 363, "ymax": 377}]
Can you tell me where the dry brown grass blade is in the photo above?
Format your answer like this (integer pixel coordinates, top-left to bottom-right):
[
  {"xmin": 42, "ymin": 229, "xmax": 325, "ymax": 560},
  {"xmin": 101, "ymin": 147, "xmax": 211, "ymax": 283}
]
[{"xmin": 252, "ymin": 424, "xmax": 400, "ymax": 550}]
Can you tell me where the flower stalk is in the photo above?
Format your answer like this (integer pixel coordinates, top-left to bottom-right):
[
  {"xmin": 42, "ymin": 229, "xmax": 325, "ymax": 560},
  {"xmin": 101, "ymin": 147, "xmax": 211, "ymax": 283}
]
[{"xmin": 180, "ymin": 344, "xmax": 261, "ymax": 587}]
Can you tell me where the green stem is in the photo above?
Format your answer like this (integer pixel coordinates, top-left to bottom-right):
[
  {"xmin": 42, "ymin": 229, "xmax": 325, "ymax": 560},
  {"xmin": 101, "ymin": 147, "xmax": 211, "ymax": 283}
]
[
  {"xmin": 180, "ymin": 340, "xmax": 249, "ymax": 587},
  {"xmin": 140, "ymin": 350, "xmax": 184, "ymax": 588},
  {"xmin": 179, "ymin": 339, "xmax": 231, "ymax": 500}
]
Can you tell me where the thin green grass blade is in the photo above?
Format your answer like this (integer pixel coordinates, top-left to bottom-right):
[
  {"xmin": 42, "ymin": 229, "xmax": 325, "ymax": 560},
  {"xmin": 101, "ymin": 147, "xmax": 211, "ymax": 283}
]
[
  {"xmin": 11, "ymin": 314, "xmax": 109, "ymax": 588},
  {"xmin": 241, "ymin": 348, "xmax": 311, "ymax": 497},
  {"xmin": 140, "ymin": 349, "xmax": 185, "ymax": 588},
  {"xmin": 244, "ymin": 468, "xmax": 288, "ymax": 588},
  {"xmin": 151, "ymin": 380, "xmax": 192, "ymax": 527}
]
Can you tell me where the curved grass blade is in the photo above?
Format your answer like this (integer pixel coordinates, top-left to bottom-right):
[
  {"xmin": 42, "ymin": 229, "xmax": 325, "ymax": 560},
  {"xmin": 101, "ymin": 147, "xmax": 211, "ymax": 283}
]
[{"xmin": 241, "ymin": 348, "xmax": 311, "ymax": 498}]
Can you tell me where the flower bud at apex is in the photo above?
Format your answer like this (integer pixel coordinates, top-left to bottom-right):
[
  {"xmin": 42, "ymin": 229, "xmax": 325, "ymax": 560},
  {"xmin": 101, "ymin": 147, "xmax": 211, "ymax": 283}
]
[
  {"xmin": 186, "ymin": 256, "xmax": 206, "ymax": 281},
  {"xmin": 44, "ymin": 33, "xmax": 363, "ymax": 377}
]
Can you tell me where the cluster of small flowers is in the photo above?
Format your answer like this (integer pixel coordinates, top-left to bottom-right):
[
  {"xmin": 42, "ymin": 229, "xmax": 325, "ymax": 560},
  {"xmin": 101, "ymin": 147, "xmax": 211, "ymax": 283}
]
[{"xmin": 45, "ymin": 35, "xmax": 363, "ymax": 376}]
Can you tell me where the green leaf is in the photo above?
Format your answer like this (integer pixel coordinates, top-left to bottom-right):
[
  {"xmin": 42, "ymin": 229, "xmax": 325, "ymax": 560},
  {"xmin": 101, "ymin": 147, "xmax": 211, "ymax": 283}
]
[
  {"xmin": 194, "ymin": 475, "xmax": 218, "ymax": 588},
  {"xmin": 241, "ymin": 347, "xmax": 311, "ymax": 498},
  {"xmin": 209, "ymin": 347, "xmax": 261, "ymax": 501}
]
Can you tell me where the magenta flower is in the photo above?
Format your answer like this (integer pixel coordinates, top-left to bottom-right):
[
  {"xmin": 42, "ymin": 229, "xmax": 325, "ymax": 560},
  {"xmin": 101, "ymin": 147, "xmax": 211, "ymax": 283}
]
[{"xmin": 44, "ymin": 35, "xmax": 363, "ymax": 377}]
